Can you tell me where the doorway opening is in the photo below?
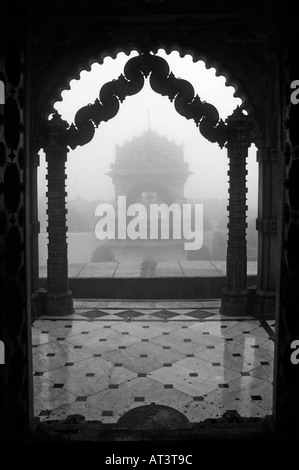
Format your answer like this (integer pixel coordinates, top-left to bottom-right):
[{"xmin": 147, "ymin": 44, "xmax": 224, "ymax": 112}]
[
  {"xmin": 37, "ymin": 49, "xmax": 258, "ymax": 298},
  {"xmin": 32, "ymin": 49, "xmax": 273, "ymax": 429}
]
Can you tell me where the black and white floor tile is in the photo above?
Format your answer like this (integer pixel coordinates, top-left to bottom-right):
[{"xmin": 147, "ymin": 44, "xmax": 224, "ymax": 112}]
[{"xmin": 32, "ymin": 299, "xmax": 275, "ymax": 424}]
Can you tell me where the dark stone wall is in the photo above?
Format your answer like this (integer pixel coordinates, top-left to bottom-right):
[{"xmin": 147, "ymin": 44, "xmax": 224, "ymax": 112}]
[
  {"xmin": 29, "ymin": 2, "xmax": 271, "ymax": 133},
  {"xmin": 273, "ymin": 7, "xmax": 299, "ymax": 439},
  {"xmin": 0, "ymin": 13, "xmax": 30, "ymax": 442}
]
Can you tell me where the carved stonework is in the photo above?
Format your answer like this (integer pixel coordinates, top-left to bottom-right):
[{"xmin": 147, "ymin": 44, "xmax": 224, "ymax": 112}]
[
  {"xmin": 28, "ymin": 5, "xmax": 271, "ymax": 137},
  {"xmin": 221, "ymin": 107, "xmax": 251, "ymax": 316},
  {"xmin": 66, "ymin": 53, "xmax": 228, "ymax": 150},
  {"xmin": 44, "ymin": 114, "xmax": 73, "ymax": 316}
]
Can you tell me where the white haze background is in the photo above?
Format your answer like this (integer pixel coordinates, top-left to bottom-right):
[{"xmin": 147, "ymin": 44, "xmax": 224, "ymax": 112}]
[{"xmin": 37, "ymin": 49, "xmax": 258, "ymax": 210}]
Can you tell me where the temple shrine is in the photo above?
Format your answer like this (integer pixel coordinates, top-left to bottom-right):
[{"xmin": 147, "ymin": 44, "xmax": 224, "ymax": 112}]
[
  {"xmin": 103, "ymin": 126, "xmax": 192, "ymax": 260},
  {"xmin": 108, "ymin": 127, "xmax": 191, "ymax": 206}
]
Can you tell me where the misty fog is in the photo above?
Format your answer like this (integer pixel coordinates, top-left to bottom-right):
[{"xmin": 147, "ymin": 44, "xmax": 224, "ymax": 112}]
[{"xmin": 38, "ymin": 50, "xmax": 258, "ymax": 273}]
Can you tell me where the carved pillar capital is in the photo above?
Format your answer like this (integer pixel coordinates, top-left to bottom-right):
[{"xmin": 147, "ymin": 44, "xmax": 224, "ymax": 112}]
[
  {"xmin": 44, "ymin": 112, "xmax": 69, "ymax": 150},
  {"xmin": 225, "ymin": 106, "xmax": 252, "ymax": 146}
]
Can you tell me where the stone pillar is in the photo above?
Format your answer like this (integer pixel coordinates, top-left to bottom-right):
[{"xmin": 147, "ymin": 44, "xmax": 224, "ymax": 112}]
[
  {"xmin": 29, "ymin": 152, "xmax": 41, "ymax": 320},
  {"xmin": 255, "ymin": 148, "xmax": 278, "ymax": 317},
  {"xmin": 44, "ymin": 113, "xmax": 73, "ymax": 316},
  {"xmin": 221, "ymin": 108, "xmax": 251, "ymax": 316}
]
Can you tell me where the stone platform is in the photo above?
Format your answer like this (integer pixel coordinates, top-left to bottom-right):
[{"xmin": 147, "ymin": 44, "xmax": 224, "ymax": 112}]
[
  {"xmin": 32, "ymin": 298, "xmax": 274, "ymax": 425},
  {"xmin": 39, "ymin": 261, "xmax": 257, "ymax": 299},
  {"xmin": 39, "ymin": 260, "xmax": 257, "ymax": 279}
]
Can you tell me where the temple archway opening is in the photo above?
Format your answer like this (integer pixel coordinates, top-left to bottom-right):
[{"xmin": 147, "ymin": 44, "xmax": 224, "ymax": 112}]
[
  {"xmin": 37, "ymin": 49, "xmax": 258, "ymax": 289},
  {"xmin": 31, "ymin": 47, "xmax": 275, "ymax": 430}
]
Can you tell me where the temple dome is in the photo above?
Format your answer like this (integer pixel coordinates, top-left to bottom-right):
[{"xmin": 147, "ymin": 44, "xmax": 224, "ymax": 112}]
[{"xmin": 111, "ymin": 128, "xmax": 187, "ymax": 170}]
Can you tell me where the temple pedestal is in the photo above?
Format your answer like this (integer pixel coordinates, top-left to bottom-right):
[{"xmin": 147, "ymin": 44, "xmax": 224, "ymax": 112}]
[{"xmin": 44, "ymin": 291, "xmax": 74, "ymax": 316}]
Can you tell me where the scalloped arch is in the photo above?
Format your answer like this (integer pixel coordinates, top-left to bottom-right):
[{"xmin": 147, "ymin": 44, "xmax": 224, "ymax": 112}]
[
  {"xmin": 58, "ymin": 51, "xmax": 233, "ymax": 149},
  {"xmin": 49, "ymin": 42, "xmax": 252, "ymax": 118}
]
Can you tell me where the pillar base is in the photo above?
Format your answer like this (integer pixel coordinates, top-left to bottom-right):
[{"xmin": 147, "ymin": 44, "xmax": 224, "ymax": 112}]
[
  {"xmin": 44, "ymin": 290, "xmax": 74, "ymax": 316},
  {"xmin": 255, "ymin": 290, "xmax": 276, "ymax": 318},
  {"xmin": 31, "ymin": 288, "xmax": 48, "ymax": 320},
  {"xmin": 220, "ymin": 288, "xmax": 249, "ymax": 316},
  {"xmin": 31, "ymin": 292, "xmax": 41, "ymax": 323}
]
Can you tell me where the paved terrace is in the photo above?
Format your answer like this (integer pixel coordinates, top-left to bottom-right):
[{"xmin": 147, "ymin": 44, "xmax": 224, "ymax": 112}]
[
  {"xmin": 39, "ymin": 260, "xmax": 258, "ymax": 278},
  {"xmin": 33, "ymin": 298, "xmax": 274, "ymax": 424}
]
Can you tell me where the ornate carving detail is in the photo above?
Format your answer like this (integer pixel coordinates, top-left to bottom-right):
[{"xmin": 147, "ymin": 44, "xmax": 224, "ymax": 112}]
[
  {"xmin": 65, "ymin": 53, "xmax": 228, "ymax": 150},
  {"xmin": 225, "ymin": 106, "xmax": 253, "ymax": 145},
  {"xmin": 41, "ymin": 43, "xmax": 253, "ymax": 121},
  {"xmin": 44, "ymin": 112, "xmax": 70, "ymax": 149},
  {"xmin": 256, "ymin": 218, "xmax": 277, "ymax": 233},
  {"xmin": 225, "ymin": 130, "xmax": 249, "ymax": 291}
]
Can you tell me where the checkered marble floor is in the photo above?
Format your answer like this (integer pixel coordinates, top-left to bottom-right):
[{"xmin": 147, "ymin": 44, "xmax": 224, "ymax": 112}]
[{"xmin": 32, "ymin": 299, "xmax": 275, "ymax": 424}]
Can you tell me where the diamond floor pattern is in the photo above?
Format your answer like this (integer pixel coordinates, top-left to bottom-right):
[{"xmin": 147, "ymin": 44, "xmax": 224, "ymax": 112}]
[{"xmin": 32, "ymin": 299, "xmax": 274, "ymax": 424}]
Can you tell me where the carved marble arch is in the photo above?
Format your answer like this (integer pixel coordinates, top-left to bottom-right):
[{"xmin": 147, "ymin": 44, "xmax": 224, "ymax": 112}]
[{"xmin": 60, "ymin": 51, "xmax": 240, "ymax": 151}]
